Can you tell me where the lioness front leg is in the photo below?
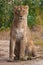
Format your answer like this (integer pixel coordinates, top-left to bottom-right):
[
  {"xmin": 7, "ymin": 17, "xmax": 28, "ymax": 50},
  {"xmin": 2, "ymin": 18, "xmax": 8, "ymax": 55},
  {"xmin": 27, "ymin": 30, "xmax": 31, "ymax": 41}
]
[
  {"xmin": 19, "ymin": 39, "xmax": 27, "ymax": 60},
  {"xmin": 9, "ymin": 38, "xmax": 16, "ymax": 62}
]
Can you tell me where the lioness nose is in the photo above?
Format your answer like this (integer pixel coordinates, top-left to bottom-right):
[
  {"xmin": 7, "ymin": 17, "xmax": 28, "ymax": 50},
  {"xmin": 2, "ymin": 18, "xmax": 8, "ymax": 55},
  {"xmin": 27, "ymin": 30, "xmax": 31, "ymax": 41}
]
[
  {"xmin": 19, "ymin": 16, "xmax": 22, "ymax": 19},
  {"xmin": 20, "ymin": 16, "xmax": 22, "ymax": 18}
]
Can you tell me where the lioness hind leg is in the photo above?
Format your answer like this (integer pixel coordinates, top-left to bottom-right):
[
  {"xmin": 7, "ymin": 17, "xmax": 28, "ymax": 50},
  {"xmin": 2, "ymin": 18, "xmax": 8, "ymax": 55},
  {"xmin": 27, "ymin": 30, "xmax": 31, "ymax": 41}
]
[
  {"xmin": 28, "ymin": 40, "xmax": 37, "ymax": 57},
  {"xmin": 32, "ymin": 46, "xmax": 37, "ymax": 57},
  {"xmin": 25, "ymin": 44, "xmax": 37, "ymax": 60}
]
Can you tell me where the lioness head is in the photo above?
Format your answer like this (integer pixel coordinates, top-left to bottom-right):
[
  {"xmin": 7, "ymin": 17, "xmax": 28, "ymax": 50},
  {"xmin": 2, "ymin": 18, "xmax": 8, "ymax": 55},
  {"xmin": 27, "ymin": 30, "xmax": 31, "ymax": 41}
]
[{"xmin": 14, "ymin": 6, "xmax": 29, "ymax": 18}]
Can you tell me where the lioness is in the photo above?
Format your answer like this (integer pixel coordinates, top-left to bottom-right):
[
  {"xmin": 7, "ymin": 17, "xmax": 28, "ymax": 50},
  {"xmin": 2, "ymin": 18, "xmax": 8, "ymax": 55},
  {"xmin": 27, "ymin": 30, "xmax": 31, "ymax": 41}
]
[{"xmin": 9, "ymin": 6, "xmax": 37, "ymax": 61}]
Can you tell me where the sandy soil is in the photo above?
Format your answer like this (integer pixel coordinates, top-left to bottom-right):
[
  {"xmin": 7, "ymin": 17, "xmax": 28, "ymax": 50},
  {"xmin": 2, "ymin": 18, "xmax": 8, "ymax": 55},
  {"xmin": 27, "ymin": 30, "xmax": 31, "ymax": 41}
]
[{"xmin": 0, "ymin": 40, "xmax": 43, "ymax": 65}]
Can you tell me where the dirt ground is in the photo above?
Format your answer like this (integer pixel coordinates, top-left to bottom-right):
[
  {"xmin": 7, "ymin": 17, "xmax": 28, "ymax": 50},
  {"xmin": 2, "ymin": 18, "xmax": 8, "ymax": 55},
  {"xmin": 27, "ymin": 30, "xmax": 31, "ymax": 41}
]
[{"xmin": 0, "ymin": 40, "xmax": 43, "ymax": 65}]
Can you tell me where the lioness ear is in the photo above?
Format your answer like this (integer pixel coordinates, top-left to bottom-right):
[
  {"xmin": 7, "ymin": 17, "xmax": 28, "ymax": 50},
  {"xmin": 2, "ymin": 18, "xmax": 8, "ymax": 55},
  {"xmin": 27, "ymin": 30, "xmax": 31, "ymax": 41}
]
[
  {"xmin": 25, "ymin": 5, "xmax": 28, "ymax": 8},
  {"xmin": 24, "ymin": 5, "xmax": 29, "ymax": 15},
  {"xmin": 14, "ymin": 6, "xmax": 18, "ymax": 14},
  {"xmin": 14, "ymin": 6, "xmax": 17, "ymax": 11},
  {"xmin": 24, "ymin": 5, "xmax": 29, "ymax": 10}
]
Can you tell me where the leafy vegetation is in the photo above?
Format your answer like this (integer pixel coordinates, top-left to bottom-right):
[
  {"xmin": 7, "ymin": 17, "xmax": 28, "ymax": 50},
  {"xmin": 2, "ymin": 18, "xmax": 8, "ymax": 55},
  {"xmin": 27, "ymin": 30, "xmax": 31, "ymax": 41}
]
[{"xmin": 0, "ymin": 0, "xmax": 43, "ymax": 30}]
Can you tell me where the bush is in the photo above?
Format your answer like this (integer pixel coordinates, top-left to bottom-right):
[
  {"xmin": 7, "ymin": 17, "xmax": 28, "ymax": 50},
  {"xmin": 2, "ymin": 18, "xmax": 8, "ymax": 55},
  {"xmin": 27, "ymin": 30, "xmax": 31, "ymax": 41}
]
[
  {"xmin": 0, "ymin": 0, "xmax": 43, "ymax": 30},
  {"xmin": 0, "ymin": 0, "xmax": 14, "ymax": 30}
]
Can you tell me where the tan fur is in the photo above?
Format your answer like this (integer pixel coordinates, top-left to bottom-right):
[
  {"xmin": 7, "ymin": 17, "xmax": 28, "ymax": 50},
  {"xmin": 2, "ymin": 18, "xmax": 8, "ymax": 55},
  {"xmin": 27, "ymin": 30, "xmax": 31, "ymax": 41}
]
[{"xmin": 9, "ymin": 6, "xmax": 37, "ymax": 61}]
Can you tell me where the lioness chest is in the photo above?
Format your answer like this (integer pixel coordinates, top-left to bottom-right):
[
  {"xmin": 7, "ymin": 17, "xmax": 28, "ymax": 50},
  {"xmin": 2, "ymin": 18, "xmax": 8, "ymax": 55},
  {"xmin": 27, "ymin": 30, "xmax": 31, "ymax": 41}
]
[{"xmin": 14, "ymin": 28, "xmax": 24, "ymax": 40}]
